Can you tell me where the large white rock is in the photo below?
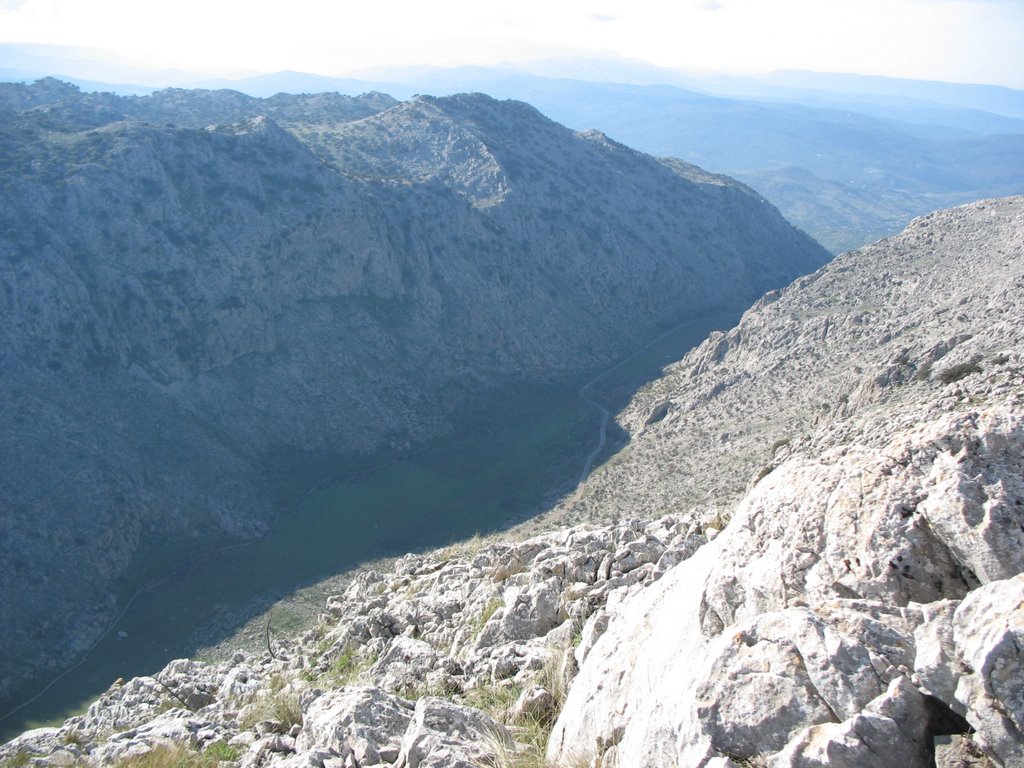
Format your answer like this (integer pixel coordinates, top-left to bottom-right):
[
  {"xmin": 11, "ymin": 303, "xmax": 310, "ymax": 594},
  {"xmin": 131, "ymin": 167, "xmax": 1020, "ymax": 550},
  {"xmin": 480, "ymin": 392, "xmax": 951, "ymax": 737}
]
[
  {"xmin": 394, "ymin": 697, "xmax": 509, "ymax": 768},
  {"xmin": 296, "ymin": 686, "xmax": 413, "ymax": 765},
  {"xmin": 549, "ymin": 404, "xmax": 1024, "ymax": 766},
  {"xmin": 768, "ymin": 677, "xmax": 933, "ymax": 768},
  {"xmin": 952, "ymin": 574, "xmax": 1024, "ymax": 767}
]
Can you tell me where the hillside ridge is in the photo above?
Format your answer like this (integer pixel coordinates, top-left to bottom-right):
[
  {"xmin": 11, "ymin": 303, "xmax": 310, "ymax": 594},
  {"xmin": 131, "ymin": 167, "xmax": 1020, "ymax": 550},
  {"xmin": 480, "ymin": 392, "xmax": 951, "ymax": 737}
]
[{"xmin": 0, "ymin": 80, "xmax": 827, "ymax": 704}]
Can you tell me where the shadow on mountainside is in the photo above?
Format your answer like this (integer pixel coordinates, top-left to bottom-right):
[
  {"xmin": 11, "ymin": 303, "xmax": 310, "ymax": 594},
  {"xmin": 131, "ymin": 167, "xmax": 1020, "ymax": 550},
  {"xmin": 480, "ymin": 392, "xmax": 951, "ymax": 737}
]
[{"xmin": 0, "ymin": 308, "xmax": 744, "ymax": 742}]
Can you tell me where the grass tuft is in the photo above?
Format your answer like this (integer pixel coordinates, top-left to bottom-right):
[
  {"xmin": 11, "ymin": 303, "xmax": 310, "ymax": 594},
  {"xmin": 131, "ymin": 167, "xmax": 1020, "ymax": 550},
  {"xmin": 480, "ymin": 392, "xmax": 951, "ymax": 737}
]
[
  {"xmin": 937, "ymin": 360, "xmax": 982, "ymax": 385},
  {"xmin": 472, "ymin": 599, "xmax": 504, "ymax": 641},
  {"xmin": 238, "ymin": 687, "xmax": 303, "ymax": 732},
  {"xmin": 113, "ymin": 743, "xmax": 230, "ymax": 768}
]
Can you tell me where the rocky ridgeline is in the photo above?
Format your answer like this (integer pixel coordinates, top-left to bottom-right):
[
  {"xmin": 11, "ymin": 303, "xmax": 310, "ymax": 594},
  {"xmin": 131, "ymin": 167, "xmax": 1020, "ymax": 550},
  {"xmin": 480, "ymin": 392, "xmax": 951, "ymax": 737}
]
[
  {"xmin": 566, "ymin": 196, "xmax": 1024, "ymax": 528},
  {"xmin": 541, "ymin": 198, "xmax": 1024, "ymax": 766},
  {"xmin": 0, "ymin": 515, "xmax": 711, "ymax": 767},
  {"xmin": 550, "ymin": 365, "xmax": 1024, "ymax": 766}
]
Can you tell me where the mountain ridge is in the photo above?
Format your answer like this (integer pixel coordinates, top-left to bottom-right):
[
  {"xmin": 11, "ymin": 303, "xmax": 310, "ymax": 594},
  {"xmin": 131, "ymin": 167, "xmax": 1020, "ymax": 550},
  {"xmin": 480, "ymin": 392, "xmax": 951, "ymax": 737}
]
[
  {"xmin": 0, "ymin": 82, "xmax": 826, "ymax": 703},
  {"xmin": 5, "ymin": 66, "xmax": 1022, "ymax": 253}
]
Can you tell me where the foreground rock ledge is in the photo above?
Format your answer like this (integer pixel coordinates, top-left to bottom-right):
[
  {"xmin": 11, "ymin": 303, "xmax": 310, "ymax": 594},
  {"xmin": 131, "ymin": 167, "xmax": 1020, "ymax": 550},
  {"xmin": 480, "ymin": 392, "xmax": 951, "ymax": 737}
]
[
  {"xmin": 3, "ymin": 393, "xmax": 1020, "ymax": 768},
  {"xmin": 548, "ymin": 396, "xmax": 1024, "ymax": 767}
]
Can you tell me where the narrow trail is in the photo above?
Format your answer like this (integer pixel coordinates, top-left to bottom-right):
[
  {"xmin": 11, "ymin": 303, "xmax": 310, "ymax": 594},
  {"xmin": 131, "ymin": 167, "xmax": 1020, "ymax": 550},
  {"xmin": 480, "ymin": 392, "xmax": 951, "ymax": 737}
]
[{"xmin": 567, "ymin": 312, "xmax": 737, "ymax": 509}]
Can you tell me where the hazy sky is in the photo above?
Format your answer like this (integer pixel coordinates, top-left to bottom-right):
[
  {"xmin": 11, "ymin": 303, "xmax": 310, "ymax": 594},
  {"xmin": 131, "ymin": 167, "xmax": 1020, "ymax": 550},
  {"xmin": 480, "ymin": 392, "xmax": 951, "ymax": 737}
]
[{"xmin": 1, "ymin": 0, "xmax": 1021, "ymax": 87}]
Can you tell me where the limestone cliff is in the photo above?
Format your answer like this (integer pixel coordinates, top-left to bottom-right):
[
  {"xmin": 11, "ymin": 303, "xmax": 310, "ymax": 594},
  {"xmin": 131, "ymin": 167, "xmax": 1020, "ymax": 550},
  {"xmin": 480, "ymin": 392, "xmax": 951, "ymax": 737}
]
[
  {"xmin": 2, "ymin": 202, "xmax": 1020, "ymax": 766},
  {"xmin": 0, "ymin": 81, "xmax": 827, "ymax": 700}
]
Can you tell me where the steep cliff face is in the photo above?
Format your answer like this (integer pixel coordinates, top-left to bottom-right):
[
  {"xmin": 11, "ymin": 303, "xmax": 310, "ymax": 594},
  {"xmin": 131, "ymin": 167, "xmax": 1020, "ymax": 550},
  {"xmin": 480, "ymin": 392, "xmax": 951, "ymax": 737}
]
[{"xmin": 0, "ymin": 81, "xmax": 827, "ymax": 698}]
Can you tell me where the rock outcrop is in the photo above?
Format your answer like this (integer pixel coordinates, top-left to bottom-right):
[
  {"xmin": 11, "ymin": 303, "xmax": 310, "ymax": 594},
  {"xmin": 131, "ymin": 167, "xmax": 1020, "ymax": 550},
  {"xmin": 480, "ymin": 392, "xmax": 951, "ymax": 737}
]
[
  {"xmin": 0, "ymin": 514, "xmax": 710, "ymax": 766},
  {"xmin": 548, "ymin": 395, "xmax": 1023, "ymax": 766},
  {"xmin": 0, "ymin": 80, "xmax": 827, "ymax": 697}
]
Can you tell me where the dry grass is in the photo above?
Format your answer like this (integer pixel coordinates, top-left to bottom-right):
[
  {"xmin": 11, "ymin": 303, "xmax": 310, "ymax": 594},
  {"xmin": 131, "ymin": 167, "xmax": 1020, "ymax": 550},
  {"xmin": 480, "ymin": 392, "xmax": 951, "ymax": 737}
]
[
  {"xmin": 472, "ymin": 598, "xmax": 505, "ymax": 641},
  {"xmin": 238, "ymin": 687, "xmax": 303, "ymax": 732},
  {"xmin": 114, "ymin": 744, "xmax": 221, "ymax": 768}
]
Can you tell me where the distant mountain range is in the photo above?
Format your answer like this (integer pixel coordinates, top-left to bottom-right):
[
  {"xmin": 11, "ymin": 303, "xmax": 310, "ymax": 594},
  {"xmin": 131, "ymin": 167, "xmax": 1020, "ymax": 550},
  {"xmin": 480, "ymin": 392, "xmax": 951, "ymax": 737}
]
[{"xmin": 2, "ymin": 44, "xmax": 1021, "ymax": 253}]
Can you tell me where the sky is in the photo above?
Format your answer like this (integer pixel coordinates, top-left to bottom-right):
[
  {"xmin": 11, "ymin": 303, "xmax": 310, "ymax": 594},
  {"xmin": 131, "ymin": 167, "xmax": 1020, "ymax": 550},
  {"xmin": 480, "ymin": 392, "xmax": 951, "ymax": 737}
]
[{"xmin": 0, "ymin": 0, "xmax": 1022, "ymax": 88}]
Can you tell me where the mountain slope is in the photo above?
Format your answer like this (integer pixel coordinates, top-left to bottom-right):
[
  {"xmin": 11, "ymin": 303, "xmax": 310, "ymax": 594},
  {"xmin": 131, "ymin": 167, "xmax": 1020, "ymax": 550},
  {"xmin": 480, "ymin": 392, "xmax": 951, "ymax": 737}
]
[
  {"xmin": 0, "ymin": 82, "xmax": 827, "ymax": 699},
  {"xmin": 549, "ymin": 195, "xmax": 1024, "ymax": 766},
  {"xmin": 3, "ymin": 197, "xmax": 1021, "ymax": 767},
  {"xmin": 565, "ymin": 196, "xmax": 1024, "ymax": 528}
]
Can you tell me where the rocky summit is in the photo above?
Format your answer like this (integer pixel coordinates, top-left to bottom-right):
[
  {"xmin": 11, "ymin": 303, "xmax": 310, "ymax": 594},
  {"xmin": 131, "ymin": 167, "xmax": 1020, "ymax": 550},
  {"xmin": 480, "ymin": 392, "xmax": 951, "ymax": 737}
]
[
  {"xmin": 0, "ymin": 81, "xmax": 827, "ymax": 698},
  {"xmin": 2, "ymin": 198, "xmax": 1020, "ymax": 766}
]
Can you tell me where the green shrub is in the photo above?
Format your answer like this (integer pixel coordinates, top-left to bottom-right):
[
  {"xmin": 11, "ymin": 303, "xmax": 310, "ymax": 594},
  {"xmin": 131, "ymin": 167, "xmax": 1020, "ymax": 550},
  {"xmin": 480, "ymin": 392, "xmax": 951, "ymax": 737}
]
[
  {"xmin": 204, "ymin": 742, "xmax": 240, "ymax": 762},
  {"xmin": 938, "ymin": 361, "xmax": 982, "ymax": 385}
]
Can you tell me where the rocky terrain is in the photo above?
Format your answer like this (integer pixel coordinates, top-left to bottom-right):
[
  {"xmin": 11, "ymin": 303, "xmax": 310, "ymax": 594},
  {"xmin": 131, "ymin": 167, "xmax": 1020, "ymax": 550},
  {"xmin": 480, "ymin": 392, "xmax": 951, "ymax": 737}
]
[
  {"xmin": 565, "ymin": 195, "xmax": 1024, "ymax": 528},
  {"xmin": 2, "ymin": 199, "xmax": 1020, "ymax": 766},
  {"xmin": 546, "ymin": 196, "xmax": 1024, "ymax": 766},
  {"xmin": 0, "ymin": 80, "xmax": 827, "ymax": 697}
]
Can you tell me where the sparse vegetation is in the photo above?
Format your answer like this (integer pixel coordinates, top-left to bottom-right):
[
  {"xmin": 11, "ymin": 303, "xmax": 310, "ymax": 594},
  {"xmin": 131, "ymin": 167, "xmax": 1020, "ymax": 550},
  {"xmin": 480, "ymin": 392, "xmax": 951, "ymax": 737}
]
[
  {"xmin": 438, "ymin": 531, "xmax": 487, "ymax": 562},
  {"xmin": 704, "ymin": 509, "xmax": 732, "ymax": 532},
  {"xmin": 537, "ymin": 649, "xmax": 569, "ymax": 714},
  {"xmin": 2, "ymin": 749, "xmax": 31, "ymax": 768},
  {"xmin": 730, "ymin": 754, "xmax": 769, "ymax": 768},
  {"xmin": 322, "ymin": 644, "xmax": 378, "ymax": 687},
  {"xmin": 481, "ymin": 722, "xmax": 553, "ymax": 768},
  {"xmin": 113, "ymin": 744, "xmax": 222, "ymax": 768},
  {"xmin": 61, "ymin": 730, "xmax": 86, "ymax": 747},
  {"xmin": 463, "ymin": 682, "xmax": 522, "ymax": 723},
  {"xmin": 204, "ymin": 742, "xmax": 240, "ymax": 762},
  {"xmin": 238, "ymin": 687, "xmax": 302, "ymax": 732},
  {"xmin": 472, "ymin": 598, "xmax": 504, "ymax": 640},
  {"xmin": 938, "ymin": 360, "xmax": 983, "ymax": 384}
]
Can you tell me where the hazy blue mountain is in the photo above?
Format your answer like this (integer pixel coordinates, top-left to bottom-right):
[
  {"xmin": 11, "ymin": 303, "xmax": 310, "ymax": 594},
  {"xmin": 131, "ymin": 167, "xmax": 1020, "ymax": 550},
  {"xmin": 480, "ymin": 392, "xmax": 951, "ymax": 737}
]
[
  {"xmin": 758, "ymin": 69, "xmax": 1024, "ymax": 119},
  {"xmin": 186, "ymin": 64, "xmax": 1024, "ymax": 253}
]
